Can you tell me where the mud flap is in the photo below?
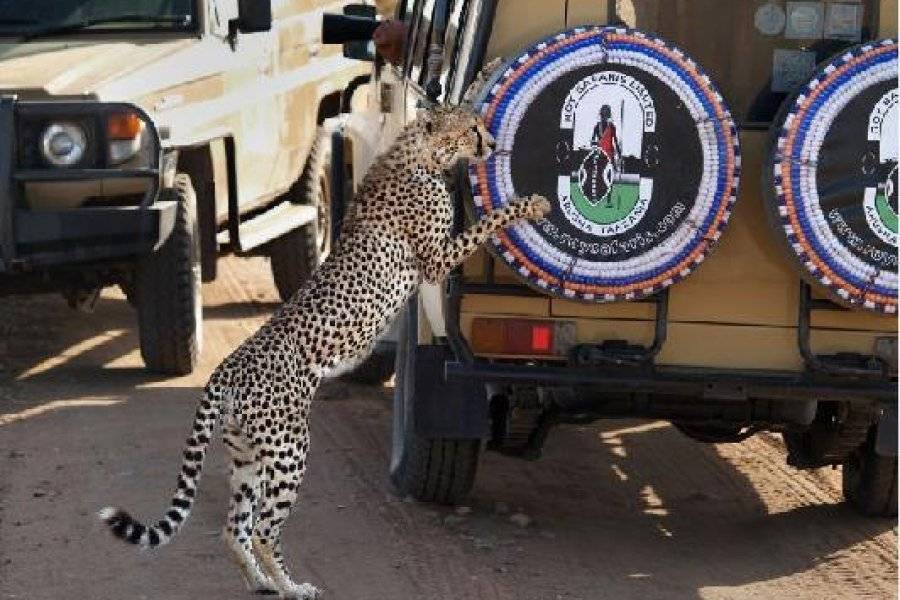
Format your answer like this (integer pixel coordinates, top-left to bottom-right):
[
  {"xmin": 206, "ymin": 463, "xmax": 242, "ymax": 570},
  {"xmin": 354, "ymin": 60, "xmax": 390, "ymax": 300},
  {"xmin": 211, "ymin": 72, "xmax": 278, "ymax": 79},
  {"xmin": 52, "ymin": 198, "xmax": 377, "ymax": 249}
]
[
  {"xmin": 875, "ymin": 403, "xmax": 897, "ymax": 457},
  {"xmin": 410, "ymin": 345, "xmax": 488, "ymax": 439}
]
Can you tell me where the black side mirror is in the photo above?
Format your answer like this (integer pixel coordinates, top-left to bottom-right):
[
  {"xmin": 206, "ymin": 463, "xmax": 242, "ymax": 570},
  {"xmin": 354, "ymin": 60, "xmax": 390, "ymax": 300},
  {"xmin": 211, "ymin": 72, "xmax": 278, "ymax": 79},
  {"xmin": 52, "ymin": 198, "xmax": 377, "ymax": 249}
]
[
  {"xmin": 321, "ymin": 12, "xmax": 379, "ymax": 62},
  {"xmin": 232, "ymin": 0, "xmax": 272, "ymax": 35}
]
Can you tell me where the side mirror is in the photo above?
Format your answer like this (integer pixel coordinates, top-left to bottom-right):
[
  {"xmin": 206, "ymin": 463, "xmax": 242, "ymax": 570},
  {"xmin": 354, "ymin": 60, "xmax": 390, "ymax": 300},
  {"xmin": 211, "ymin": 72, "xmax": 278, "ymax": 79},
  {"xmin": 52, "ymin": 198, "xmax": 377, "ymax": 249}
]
[
  {"xmin": 322, "ymin": 12, "xmax": 379, "ymax": 62},
  {"xmin": 232, "ymin": 0, "xmax": 272, "ymax": 35}
]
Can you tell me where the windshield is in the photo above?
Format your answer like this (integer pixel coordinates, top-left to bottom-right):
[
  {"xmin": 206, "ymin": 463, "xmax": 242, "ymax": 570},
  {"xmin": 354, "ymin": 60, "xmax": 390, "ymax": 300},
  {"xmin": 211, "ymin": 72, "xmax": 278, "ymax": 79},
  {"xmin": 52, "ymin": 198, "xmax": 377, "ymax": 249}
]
[{"xmin": 0, "ymin": 0, "xmax": 197, "ymax": 36}]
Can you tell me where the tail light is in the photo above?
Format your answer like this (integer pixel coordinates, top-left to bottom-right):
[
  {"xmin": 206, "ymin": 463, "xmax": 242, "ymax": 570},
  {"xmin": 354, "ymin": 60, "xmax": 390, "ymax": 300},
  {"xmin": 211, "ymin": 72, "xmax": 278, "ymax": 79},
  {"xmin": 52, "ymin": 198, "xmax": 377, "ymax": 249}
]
[{"xmin": 470, "ymin": 318, "xmax": 576, "ymax": 357}]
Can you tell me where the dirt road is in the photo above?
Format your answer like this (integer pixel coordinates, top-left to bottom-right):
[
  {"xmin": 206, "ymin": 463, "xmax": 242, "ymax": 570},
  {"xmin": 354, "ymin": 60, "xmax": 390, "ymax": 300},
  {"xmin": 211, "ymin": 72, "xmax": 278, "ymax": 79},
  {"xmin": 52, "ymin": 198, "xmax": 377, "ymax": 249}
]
[{"xmin": 0, "ymin": 256, "xmax": 896, "ymax": 600}]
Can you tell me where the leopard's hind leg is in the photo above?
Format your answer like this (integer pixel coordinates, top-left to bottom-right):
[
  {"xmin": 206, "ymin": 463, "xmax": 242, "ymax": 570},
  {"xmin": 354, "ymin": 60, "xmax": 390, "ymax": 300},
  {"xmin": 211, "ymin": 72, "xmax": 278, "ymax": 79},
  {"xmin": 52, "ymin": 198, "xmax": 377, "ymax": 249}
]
[
  {"xmin": 252, "ymin": 430, "xmax": 318, "ymax": 599},
  {"xmin": 221, "ymin": 424, "xmax": 278, "ymax": 595}
]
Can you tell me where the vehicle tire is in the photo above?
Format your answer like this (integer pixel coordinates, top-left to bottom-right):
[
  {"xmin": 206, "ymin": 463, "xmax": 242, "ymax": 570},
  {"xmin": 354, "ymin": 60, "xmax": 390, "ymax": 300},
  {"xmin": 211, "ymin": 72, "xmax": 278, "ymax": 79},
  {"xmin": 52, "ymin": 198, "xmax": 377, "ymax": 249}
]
[
  {"xmin": 194, "ymin": 177, "xmax": 218, "ymax": 283},
  {"xmin": 389, "ymin": 306, "xmax": 480, "ymax": 504},
  {"xmin": 269, "ymin": 224, "xmax": 319, "ymax": 303},
  {"xmin": 843, "ymin": 426, "xmax": 898, "ymax": 518},
  {"xmin": 269, "ymin": 129, "xmax": 333, "ymax": 302},
  {"xmin": 343, "ymin": 343, "xmax": 396, "ymax": 385},
  {"xmin": 136, "ymin": 174, "xmax": 202, "ymax": 375},
  {"xmin": 783, "ymin": 402, "xmax": 877, "ymax": 468}
]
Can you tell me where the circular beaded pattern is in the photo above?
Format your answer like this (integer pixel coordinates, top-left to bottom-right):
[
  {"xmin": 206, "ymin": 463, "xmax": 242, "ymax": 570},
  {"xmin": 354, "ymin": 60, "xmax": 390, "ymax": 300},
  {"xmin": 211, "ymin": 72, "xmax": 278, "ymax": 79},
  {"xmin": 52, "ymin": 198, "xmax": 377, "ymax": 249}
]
[
  {"xmin": 469, "ymin": 26, "xmax": 741, "ymax": 302},
  {"xmin": 768, "ymin": 39, "xmax": 898, "ymax": 314}
]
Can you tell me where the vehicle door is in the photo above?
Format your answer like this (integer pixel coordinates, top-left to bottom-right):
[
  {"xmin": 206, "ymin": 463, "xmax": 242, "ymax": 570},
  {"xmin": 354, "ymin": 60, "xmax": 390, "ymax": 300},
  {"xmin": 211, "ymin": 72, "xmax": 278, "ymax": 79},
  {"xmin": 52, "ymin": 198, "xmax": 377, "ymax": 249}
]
[{"xmin": 206, "ymin": 0, "xmax": 278, "ymax": 212}]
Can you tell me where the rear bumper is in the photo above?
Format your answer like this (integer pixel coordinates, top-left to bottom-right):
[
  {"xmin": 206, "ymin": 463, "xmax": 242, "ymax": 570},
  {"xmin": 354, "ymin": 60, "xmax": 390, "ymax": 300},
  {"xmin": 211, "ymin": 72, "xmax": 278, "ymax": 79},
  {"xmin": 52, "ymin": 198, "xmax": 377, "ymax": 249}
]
[{"xmin": 445, "ymin": 361, "xmax": 896, "ymax": 402}]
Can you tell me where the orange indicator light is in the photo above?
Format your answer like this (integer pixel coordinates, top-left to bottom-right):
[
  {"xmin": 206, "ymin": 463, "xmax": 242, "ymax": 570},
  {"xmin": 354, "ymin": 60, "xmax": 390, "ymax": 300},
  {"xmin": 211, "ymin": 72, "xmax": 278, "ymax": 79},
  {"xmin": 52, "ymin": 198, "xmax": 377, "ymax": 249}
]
[{"xmin": 107, "ymin": 112, "xmax": 144, "ymax": 140}]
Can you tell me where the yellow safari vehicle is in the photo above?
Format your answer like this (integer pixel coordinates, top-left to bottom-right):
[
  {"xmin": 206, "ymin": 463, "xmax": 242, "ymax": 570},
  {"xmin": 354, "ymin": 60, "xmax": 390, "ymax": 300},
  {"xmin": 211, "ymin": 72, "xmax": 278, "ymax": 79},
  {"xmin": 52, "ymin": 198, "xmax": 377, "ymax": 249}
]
[
  {"xmin": 325, "ymin": 0, "xmax": 898, "ymax": 516},
  {"xmin": 0, "ymin": 0, "xmax": 366, "ymax": 374}
]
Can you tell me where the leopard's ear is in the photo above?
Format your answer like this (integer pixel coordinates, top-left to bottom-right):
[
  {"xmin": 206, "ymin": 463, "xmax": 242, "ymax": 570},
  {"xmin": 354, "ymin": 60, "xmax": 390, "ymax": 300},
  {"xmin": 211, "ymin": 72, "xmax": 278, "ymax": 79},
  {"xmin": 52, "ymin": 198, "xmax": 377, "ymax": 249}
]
[{"xmin": 462, "ymin": 56, "xmax": 505, "ymax": 105}]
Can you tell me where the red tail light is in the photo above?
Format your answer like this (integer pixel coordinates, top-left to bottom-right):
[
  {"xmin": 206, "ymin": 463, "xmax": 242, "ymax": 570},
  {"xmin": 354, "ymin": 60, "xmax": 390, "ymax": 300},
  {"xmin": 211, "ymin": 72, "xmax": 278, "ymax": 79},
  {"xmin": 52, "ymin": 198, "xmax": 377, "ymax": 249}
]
[{"xmin": 471, "ymin": 318, "xmax": 574, "ymax": 356}]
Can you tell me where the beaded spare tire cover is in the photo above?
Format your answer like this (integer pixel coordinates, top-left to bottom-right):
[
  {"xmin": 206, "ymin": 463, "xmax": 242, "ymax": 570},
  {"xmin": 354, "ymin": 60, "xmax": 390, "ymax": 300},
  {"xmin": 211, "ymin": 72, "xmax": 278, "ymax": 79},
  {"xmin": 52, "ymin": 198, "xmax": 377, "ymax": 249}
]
[
  {"xmin": 766, "ymin": 39, "xmax": 898, "ymax": 314},
  {"xmin": 468, "ymin": 27, "xmax": 741, "ymax": 302}
]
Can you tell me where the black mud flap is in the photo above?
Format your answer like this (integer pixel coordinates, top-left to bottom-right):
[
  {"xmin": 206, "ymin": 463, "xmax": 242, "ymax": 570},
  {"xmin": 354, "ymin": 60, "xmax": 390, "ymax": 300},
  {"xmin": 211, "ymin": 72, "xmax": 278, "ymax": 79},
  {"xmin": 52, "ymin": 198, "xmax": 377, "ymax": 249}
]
[
  {"xmin": 410, "ymin": 345, "xmax": 488, "ymax": 440},
  {"xmin": 875, "ymin": 403, "xmax": 897, "ymax": 457}
]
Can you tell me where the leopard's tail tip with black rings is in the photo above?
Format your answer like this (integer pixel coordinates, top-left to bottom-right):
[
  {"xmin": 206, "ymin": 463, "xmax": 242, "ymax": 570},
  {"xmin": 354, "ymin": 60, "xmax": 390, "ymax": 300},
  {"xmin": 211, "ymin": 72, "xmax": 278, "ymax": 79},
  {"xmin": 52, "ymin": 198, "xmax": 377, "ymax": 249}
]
[{"xmin": 97, "ymin": 392, "xmax": 221, "ymax": 549}]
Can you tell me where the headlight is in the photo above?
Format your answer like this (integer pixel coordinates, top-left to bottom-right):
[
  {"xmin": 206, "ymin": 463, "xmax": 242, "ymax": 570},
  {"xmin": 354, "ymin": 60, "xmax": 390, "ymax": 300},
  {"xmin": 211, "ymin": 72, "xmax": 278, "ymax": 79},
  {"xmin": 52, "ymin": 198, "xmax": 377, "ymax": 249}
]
[
  {"xmin": 106, "ymin": 112, "xmax": 146, "ymax": 165},
  {"xmin": 40, "ymin": 122, "xmax": 87, "ymax": 167}
]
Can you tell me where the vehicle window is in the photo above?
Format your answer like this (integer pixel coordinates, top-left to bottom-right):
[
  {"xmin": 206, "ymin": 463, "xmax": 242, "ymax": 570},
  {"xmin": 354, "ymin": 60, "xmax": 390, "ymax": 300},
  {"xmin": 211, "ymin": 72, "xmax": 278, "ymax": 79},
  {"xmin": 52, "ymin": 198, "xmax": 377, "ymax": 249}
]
[
  {"xmin": 0, "ymin": 0, "xmax": 197, "ymax": 35},
  {"xmin": 407, "ymin": 0, "xmax": 469, "ymax": 99},
  {"xmin": 441, "ymin": 0, "xmax": 470, "ymax": 96},
  {"xmin": 407, "ymin": 0, "xmax": 434, "ymax": 83},
  {"xmin": 614, "ymin": 0, "xmax": 878, "ymax": 128},
  {"xmin": 447, "ymin": 0, "xmax": 488, "ymax": 102},
  {"xmin": 394, "ymin": 0, "xmax": 413, "ymax": 20}
]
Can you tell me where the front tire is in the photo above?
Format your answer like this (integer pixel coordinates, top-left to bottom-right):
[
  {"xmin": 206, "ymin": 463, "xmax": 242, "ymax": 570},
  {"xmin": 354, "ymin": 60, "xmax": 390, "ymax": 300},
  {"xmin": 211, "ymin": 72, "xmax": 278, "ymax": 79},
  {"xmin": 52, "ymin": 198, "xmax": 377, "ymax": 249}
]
[
  {"xmin": 389, "ymin": 305, "xmax": 480, "ymax": 504},
  {"xmin": 136, "ymin": 174, "xmax": 202, "ymax": 375},
  {"xmin": 843, "ymin": 426, "xmax": 898, "ymax": 518}
]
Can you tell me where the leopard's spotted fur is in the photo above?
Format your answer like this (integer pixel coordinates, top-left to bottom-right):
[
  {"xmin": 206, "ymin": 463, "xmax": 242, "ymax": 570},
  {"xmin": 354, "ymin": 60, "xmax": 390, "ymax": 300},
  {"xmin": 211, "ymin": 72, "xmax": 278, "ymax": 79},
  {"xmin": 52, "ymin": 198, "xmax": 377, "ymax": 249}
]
[{"xmin": 99, "ymin": 106, "xmax": 549, "ymax": 599}]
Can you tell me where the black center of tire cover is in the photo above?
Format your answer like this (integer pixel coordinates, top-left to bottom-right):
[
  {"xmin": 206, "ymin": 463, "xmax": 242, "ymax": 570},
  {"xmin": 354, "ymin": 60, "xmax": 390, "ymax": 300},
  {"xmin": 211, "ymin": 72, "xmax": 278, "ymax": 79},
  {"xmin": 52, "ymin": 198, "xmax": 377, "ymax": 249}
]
[{"xmin": 469, "ymin": 27, "xmax": 740, "ymax": 302}]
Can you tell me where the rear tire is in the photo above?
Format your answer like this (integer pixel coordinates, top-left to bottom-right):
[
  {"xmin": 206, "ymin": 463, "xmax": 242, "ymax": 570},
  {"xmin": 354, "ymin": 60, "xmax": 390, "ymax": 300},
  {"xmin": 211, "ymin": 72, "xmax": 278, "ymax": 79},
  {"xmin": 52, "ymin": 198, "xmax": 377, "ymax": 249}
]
[
  {"xmin": 269, "ymin": 224, "xmax": 319, "ymax": 302},
  {"xmin": 136, "ymin": 174, "xmax": 202, "ymax": 375},
  {"xmin": 269, "ymin": 128, "xmax": 333, "ymax": 302},
  {"xmin": 783, "ymin": 402, "xmax": 877, "ymax": 468},
  {"xmin": 843, "ymin": 426, "xmax": 898, "ymax": 518},
  {"xmin": 389, "ymin": 306, "xmax": 479, "ymax": 504}
]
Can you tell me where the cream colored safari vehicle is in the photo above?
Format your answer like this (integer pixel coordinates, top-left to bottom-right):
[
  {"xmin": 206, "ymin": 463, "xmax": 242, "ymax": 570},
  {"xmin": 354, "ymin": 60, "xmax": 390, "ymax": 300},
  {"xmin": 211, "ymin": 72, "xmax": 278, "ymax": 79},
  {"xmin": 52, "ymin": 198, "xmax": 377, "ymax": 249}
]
[
  {"xmin": 325, "ymin": 0, "xmax": 898, "ymax": 517},
  {"xmin": 0, "ymin": 0, "xmax": 367, "ymax": 374}
]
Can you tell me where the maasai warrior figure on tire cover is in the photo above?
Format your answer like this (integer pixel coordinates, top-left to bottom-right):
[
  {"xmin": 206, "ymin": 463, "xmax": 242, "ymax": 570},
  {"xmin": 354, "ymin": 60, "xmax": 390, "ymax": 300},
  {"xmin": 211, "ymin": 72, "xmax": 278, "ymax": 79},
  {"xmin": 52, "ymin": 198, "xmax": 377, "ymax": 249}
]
[{"xmin": 584, "ymin": 104, "xmax": 622, "ymax": 207}]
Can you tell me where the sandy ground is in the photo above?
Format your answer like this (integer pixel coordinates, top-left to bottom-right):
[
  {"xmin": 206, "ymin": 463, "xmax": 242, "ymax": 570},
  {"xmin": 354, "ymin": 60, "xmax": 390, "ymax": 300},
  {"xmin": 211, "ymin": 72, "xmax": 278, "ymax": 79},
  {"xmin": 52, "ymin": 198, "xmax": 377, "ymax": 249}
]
[{"xmin": 0, "ymin": 256, "xmax": 896, "ymax": 600}]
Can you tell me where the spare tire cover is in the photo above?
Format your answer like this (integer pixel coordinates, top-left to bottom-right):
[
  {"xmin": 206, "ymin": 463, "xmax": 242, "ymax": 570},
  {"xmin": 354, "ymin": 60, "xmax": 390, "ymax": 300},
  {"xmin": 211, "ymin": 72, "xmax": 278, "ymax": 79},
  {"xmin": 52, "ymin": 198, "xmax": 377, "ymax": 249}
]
[
  {"xmin": 468, "ymin": 27, "xmax": 740, "ymax": 302},
  {"xmin": 766, "ymin": 39, "xmax": 898, "ymax": 314}
]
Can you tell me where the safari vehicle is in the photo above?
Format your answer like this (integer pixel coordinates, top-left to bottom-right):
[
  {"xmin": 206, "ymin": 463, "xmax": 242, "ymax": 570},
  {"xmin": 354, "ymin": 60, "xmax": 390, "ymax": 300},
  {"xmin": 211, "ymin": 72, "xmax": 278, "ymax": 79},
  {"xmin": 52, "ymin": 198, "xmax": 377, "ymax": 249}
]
[
  {"xmin": 0, "ymin": 0, "xmax": 367, "ymax": 375},
  {"xmin": 325, "ymin": 0, "xmax": 898, "ymax": 517}
]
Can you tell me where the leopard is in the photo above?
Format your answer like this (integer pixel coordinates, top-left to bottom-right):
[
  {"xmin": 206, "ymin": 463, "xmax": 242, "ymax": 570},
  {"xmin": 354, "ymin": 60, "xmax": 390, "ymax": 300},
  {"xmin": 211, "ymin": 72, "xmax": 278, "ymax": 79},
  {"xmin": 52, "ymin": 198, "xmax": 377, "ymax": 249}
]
[{"xmin": 98, "ymin": 104, "xmax": 551, "ymax": 600}]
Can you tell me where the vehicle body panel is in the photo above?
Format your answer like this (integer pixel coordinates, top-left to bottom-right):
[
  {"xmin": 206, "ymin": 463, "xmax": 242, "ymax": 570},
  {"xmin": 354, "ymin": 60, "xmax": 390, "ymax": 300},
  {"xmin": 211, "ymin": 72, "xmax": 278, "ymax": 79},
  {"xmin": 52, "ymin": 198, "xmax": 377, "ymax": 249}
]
[
  {"xmin": 344, "ymin": 0, "xmax": 896, "ymax": 379},
  {"xmin": 0, "ymin": 0, "xmax": 366, "ymax": 222},
  {"xmin": 457, "ymin": 0, "xmax": 896, "ymax": 373}
]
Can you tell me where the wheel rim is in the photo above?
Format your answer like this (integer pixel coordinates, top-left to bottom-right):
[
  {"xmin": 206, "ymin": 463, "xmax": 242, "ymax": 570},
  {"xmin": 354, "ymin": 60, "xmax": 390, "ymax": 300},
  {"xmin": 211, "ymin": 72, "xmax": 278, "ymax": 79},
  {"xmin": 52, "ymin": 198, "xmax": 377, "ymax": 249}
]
[{"xmin": 316, "ymin": 173, "xmax": 331, "ymax": 259}]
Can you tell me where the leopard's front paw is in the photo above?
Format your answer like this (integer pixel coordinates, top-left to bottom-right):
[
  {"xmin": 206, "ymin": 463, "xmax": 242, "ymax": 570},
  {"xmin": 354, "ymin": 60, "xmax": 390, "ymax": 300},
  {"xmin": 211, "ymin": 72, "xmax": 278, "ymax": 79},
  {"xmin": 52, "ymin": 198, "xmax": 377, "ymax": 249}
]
[{"xmin": 520, "ymin": 194, "xmax": 552, "ymax": 220}]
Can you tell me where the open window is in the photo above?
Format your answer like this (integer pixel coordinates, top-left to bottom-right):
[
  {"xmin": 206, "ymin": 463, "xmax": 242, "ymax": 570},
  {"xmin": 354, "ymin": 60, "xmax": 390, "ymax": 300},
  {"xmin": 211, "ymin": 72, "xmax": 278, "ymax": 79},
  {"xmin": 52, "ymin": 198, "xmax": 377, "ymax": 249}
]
[{"xmin": 403, "ymin": 0, "xmax": 472, "ymax": 100}]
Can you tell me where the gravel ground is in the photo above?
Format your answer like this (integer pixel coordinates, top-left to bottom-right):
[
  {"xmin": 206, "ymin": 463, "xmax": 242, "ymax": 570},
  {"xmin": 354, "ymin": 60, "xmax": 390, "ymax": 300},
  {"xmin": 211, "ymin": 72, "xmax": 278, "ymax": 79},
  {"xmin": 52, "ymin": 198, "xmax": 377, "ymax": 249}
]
[{"xmin": 1, "ymin": 256, "xmax": 896, "ymax": 600}]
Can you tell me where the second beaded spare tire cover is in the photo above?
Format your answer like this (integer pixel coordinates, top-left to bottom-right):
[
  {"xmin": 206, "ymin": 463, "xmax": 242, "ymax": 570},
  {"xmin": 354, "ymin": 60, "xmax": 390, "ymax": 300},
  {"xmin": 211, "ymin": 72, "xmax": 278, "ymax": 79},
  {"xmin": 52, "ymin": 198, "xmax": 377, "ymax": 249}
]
[{"xmin": 469, "ymin": 26, "xmax": 741, "ymax": 302}]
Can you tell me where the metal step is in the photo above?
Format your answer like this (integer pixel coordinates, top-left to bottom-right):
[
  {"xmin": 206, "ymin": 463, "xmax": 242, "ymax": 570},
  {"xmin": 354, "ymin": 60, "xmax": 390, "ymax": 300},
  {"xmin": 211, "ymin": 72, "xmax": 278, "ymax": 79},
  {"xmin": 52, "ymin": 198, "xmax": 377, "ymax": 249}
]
[{"xmin": 218, "ymin": 201, "xmax": 317, "ymax": 253}]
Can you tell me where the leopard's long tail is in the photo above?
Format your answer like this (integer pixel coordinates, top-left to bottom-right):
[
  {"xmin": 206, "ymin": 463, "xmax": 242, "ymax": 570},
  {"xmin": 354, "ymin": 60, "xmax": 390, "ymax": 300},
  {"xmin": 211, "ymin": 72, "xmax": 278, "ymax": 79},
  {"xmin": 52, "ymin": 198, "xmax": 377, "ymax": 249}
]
[{"xmin": 98, "ymin": 391, "xmax": 220, "ymax": 549}]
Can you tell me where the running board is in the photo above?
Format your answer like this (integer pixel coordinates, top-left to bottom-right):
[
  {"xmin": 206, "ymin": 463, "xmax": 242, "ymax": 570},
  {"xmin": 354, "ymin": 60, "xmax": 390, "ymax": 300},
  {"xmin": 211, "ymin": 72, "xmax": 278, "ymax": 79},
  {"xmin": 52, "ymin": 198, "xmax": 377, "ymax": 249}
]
[{"xmin": 218, "ymin": 201, "xmax": 317, "ymax": 254}]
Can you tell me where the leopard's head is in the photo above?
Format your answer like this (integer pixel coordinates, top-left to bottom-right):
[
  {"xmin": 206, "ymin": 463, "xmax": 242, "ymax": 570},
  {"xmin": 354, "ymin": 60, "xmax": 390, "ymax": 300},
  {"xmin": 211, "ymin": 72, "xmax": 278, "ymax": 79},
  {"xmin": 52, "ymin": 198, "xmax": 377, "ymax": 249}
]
[{"xmin": 415, "ymin": 105, "xmax": 495, "ymax": 169}]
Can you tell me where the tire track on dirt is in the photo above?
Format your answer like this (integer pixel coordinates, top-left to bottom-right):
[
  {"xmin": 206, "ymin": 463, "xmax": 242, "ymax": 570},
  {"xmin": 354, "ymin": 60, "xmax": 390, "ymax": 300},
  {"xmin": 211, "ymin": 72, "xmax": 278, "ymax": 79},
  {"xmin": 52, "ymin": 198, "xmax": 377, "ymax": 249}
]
[{"xmin": 311, "ymin": 393, "xmax": 512, "ymax": 600}]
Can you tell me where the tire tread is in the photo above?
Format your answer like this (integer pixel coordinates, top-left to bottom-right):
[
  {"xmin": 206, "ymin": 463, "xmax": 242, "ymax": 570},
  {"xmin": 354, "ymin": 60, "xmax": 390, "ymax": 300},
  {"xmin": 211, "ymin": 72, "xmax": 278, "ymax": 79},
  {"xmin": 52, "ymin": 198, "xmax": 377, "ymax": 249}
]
[{"xmin": 136, "ymin": 174, "xmax": 200, "ymax": 375}]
